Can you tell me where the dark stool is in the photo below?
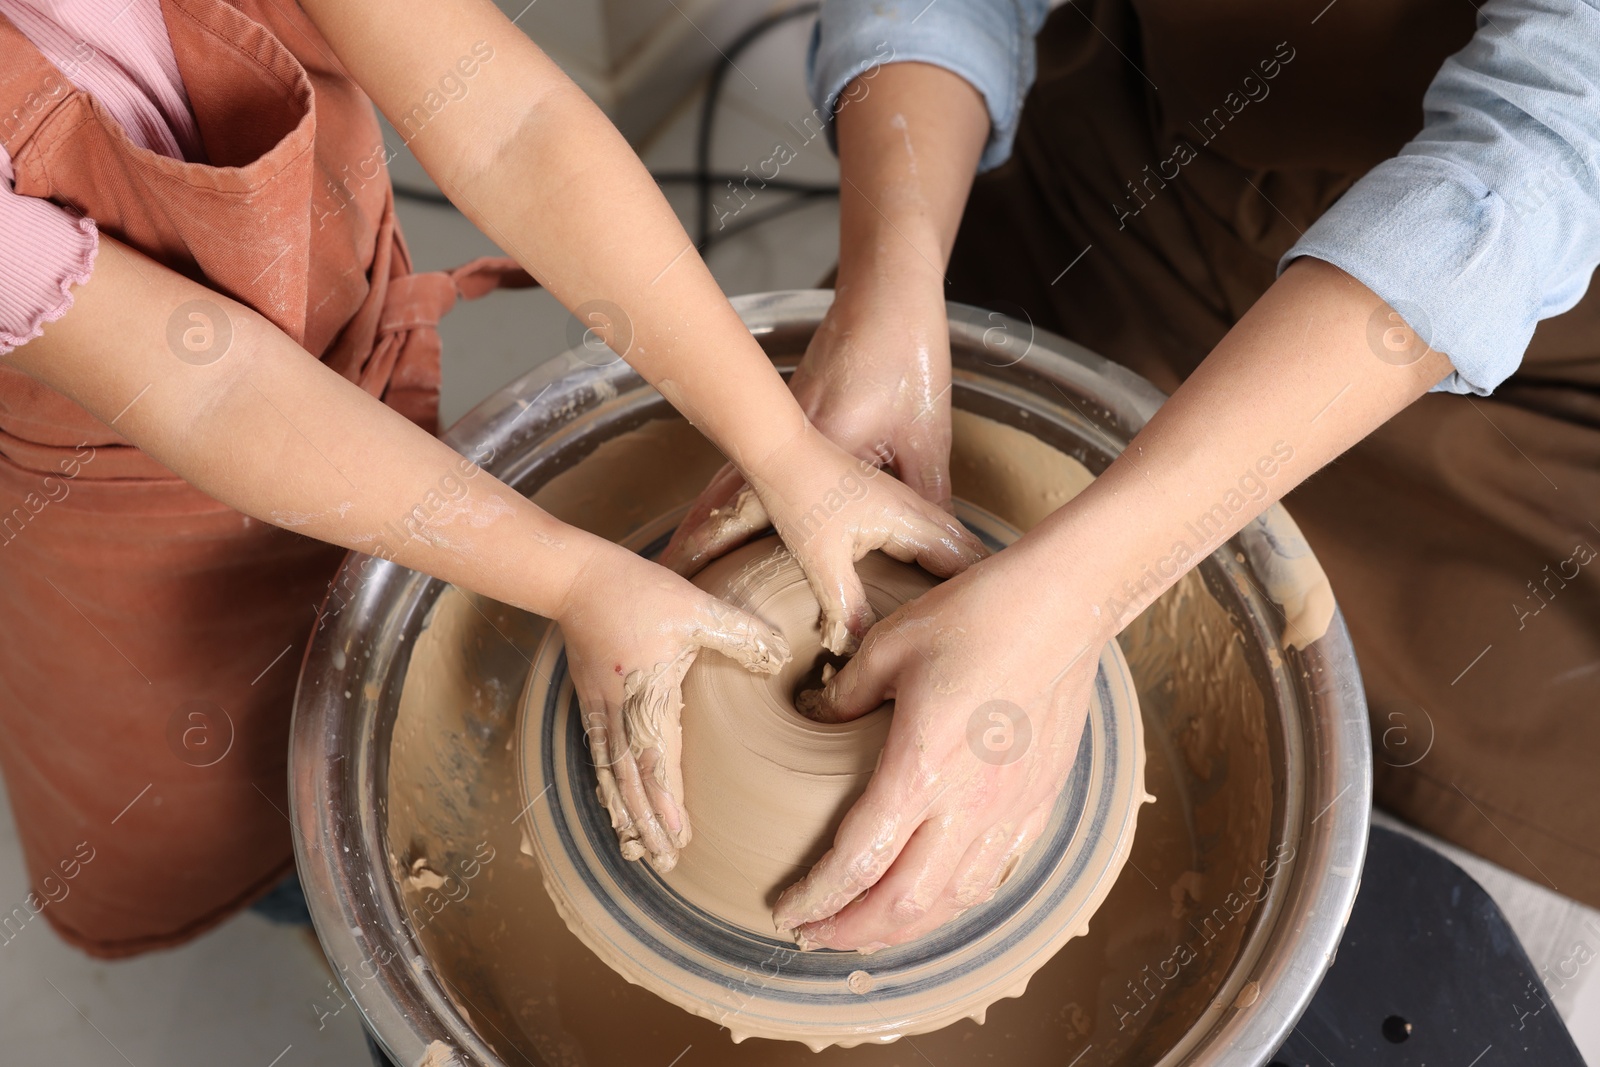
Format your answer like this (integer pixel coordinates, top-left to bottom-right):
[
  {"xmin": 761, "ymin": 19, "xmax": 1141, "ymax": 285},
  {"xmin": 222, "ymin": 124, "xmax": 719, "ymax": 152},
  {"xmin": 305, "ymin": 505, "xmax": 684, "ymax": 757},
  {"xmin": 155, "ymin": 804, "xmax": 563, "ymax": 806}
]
[{"xmin": 1271, "ymin": 825, "xmax": 1584, "ymax": 1065}]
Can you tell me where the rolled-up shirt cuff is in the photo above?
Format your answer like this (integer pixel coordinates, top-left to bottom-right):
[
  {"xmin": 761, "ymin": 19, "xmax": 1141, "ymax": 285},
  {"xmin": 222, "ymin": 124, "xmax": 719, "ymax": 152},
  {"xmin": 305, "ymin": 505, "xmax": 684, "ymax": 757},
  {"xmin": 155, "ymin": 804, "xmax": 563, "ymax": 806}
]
[
  {"xmin": 0, "ymin": 184, "xmax": 99, "ymax": 356},
  {"xmin": 807, "ymin": 0, "xmax": 1042, "ymax": 172},
  {"xmin": 1281, "ymin": 154, "xmax": 1575, "ymax": 397}
]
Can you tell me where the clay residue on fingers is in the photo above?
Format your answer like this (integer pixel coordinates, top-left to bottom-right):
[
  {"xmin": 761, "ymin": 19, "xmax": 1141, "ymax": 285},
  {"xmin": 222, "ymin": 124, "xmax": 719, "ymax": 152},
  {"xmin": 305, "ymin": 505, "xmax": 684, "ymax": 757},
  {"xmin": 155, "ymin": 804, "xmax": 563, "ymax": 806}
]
[
  {"xmin": 948, "ymin": 813, "xmax": 1035, "ymax": 909},
  {"xmin": 620, "ymin": 658, "xmax": 692, "ymax": 848},
  {"xmin": 666, "ymin": 484, "xmax": 768, "ymax": 576},
  {"xmin": 693, "ymin": 612, "xmax": 791, "ymax": 676},
  {"xmin": 585, "ymin": 711, "xmax": 648, "ymax": 862},
  {"xmin": 403, "ymin": 411, "xmax": 1283, "ymax": 1057},
  {"xmin": 728, "ymin": 540, "xmax": 869, "ymax": 657},
  {"xmin": 893, "ymin": 512, "xmax": 988, "ymax": 576},
  {"xmin": 773, "ymin": 811, "xmax": 904, "ymax": 934},
  {"xmin": 801, "ymin": 558, "xmax": 876, "ymax": 656},
  {"xmin": 620, "ymin": 659, "xmax": 688, "ymax": 773},
  {"xmin": 819, "ymin": 601, "xmax": 871, "ymax": 657}
]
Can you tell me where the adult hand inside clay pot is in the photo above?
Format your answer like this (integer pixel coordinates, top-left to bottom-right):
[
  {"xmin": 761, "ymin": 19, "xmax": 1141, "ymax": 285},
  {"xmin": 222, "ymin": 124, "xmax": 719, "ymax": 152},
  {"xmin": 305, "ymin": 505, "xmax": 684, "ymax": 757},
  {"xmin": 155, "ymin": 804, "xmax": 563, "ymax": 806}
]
[
  {"xmin": 751, "ymin": 255, "xmax": 1450, "ymax": 952},
  {"xmin": 770, "ymin": 539, "xmax": 1110, "ymax": 951},
  {"xmin": 664, "ymin": 70, "xmax": 965, "ymax": 581}
]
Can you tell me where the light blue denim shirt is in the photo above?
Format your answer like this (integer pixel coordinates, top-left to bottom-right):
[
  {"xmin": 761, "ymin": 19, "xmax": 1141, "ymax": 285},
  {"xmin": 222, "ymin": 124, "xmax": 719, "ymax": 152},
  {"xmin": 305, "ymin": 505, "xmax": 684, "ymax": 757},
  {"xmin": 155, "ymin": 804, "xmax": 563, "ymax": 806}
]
[
  {"xmin": 807, "ymin": 0, "xmax": 1051, "ymax": 173},
  {"xmin": 808, "ymin": 0, "xmax": 1600, "ymax": 396}
]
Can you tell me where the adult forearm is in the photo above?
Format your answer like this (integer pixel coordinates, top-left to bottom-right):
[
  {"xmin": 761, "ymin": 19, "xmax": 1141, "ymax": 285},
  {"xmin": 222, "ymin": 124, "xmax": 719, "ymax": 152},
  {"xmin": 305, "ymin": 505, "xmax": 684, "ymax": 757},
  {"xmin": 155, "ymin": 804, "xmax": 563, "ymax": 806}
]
[
  {"xmin": 12, "ymin": 238, "xmax": 606, "ymax": 620},
  {"xmin": 832, "ymin": 61, "xmax": 989, "ymax": 293},
  {"xmin": 1016, "ymin": 258, "xmax": 1454, "ymax": 637}
]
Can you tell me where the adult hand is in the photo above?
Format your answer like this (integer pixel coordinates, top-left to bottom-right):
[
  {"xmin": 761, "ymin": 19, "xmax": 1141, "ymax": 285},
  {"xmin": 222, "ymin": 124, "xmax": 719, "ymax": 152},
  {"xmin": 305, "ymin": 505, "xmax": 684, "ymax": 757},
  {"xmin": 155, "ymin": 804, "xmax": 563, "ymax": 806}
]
[
  {"xmin": 767, "ymin": 256, "xmax": 1462, "ymax": 949},
  {"xmin": 792, "ymin": 279, "xmax": 955, "ymax": 505},
  {"xmin": 661, "ymin": 421, "xmax": 983, "ymax": 655},
  {"xmin": 559, "ymin": 543, "xmax": 790, "ymax": 873},
  {"xmin": 772, "ymin": 544, "xmax": 1109, "ymax": 950},
  {"xmin": 664, "ymin": 52, "xmax": 991, "ymax": 647}
]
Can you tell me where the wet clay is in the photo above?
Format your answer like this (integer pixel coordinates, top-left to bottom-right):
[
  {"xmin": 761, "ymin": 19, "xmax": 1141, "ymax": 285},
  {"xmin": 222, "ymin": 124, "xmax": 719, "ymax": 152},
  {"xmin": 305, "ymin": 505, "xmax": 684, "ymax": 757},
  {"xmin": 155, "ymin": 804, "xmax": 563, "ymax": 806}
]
[
  {"xmin": 387, "ymin": 409, "xmax": 1276, "ymax": 1066},
  {"xmin": 668, "ymin": 543, "xmax": 939, "ymax": 934},
  {"xmin": 522, "ymin": 511, "xmax": 1145, "ymax": 1047},
  {"xmin": 1242, "ymin": 511, "xmax": 1335, "ymax": 650}
]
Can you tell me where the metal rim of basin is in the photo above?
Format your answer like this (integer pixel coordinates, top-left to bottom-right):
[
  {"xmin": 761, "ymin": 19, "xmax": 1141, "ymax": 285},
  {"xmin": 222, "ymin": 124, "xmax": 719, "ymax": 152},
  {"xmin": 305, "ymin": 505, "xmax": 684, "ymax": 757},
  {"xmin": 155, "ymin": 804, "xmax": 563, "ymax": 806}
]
[{"xmin": 290, "ymin": 289, "xmax": 1371, "ymax": 1067}]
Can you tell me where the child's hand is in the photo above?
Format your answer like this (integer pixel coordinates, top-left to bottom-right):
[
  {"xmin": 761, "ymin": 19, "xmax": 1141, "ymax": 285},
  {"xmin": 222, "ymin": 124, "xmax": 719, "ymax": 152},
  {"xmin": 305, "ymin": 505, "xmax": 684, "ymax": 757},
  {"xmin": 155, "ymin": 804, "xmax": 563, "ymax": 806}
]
[
  {"xmin": 662, "ymin": 424, "xmax": 985, "ymax": 655},
  {"xmin": 558, "ymin": 544, "xmax": 789, "ymax": 873}
]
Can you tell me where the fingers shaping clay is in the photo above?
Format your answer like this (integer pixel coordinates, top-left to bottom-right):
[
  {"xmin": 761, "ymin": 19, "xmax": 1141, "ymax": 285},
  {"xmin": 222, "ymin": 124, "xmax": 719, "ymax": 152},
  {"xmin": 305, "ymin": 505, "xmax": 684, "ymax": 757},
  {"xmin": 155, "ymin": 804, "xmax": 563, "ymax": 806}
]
[
  {"xmin": 519, "ymin": 493, "xmax": 1149, "ymax": 1048},
  {"xmin": 666, "ymin": 539, "xmax": 937, "ymax": 934},
  {"xmin": 394, "ymin": 411, "xmax": 1285, "ymax": 1063}
]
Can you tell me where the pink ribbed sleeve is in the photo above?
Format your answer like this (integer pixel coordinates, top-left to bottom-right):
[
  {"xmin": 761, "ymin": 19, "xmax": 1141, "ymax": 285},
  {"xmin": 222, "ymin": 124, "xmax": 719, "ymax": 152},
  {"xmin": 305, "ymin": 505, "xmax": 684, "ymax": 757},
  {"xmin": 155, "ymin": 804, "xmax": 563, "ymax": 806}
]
[
  {"xmin": 0, "ymin": 0, "xmax": 203, "ymax": 354},
  {"xmin": 0, "ymin": 188, "xmax": 99, "ymax": 353}
]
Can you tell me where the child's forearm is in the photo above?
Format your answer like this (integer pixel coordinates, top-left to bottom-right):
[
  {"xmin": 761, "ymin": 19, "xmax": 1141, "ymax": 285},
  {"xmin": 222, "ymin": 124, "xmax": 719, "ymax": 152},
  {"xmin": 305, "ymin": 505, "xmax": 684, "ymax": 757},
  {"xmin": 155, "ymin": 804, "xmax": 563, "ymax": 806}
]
[
  {"xmin": 301, "ymin": 0, "xmax": 809, "ymax": 478},
  {"xmin": 11, "ymin": 237, "xmax": 610, "ymax": 621}
]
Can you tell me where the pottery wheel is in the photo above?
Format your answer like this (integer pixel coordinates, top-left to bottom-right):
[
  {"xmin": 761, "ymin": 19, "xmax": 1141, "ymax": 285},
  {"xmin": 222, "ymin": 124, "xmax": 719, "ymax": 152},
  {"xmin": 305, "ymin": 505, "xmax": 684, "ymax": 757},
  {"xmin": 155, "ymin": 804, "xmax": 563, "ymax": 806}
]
[{"xmin": 519, "ymin": 506, "xmax": 1148, "ymax": 1049}]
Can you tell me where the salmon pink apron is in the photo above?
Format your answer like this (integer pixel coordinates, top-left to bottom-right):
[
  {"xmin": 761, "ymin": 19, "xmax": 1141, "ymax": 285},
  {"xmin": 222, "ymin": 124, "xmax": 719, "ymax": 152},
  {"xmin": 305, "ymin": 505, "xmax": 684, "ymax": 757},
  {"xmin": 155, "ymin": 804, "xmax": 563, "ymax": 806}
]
[{"xmin": 0, "ymin": 0, "xmax": 530, "ymax": 956}]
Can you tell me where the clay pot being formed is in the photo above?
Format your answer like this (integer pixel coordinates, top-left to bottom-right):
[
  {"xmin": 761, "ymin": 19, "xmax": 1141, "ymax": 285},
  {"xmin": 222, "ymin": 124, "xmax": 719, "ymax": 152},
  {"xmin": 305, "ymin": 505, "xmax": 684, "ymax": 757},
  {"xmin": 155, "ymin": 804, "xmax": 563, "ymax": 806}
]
[
  {"xmin": 520, "ymin": 509, "xmax": 1148, "ymax": 1049},
  {"xmin": 662, "ymin": 539, "xmax": 938, "ymax": 934},
  {"xmin": 296, "ymin": 293, "xmax": 1371, "ymax": 1067}
]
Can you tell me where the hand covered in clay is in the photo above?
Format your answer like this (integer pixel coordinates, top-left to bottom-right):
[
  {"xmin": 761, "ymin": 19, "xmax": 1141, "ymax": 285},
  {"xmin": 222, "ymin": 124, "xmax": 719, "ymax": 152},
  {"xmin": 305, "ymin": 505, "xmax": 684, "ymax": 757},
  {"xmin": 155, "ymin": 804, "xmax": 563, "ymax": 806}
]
[
  {"xmin": 664, "ymin": 283, "xmax": 963, "ymax": 652},
  {"xmin": 772, "ymin": 546, "xmax": 1108, "ymax": 950},
  {"xmin": 560, "ymin": 544, "xmax": 790, "ymax": 873},
  {"xmin": 662, "ymin": 421, "xmax": 983, "ymax": 655}
]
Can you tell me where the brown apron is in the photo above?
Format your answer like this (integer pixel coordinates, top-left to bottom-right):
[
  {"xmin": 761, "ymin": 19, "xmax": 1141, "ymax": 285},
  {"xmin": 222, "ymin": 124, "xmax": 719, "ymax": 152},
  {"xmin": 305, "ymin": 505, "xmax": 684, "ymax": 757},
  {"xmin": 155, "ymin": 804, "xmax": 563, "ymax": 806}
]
[
  {"xmin": 948, "ymin": 0, "xmax": 1600, "ymax": 905},
  {"xmin": 0, "ymin": 0, "xmax": 531, "ymax": 957}
]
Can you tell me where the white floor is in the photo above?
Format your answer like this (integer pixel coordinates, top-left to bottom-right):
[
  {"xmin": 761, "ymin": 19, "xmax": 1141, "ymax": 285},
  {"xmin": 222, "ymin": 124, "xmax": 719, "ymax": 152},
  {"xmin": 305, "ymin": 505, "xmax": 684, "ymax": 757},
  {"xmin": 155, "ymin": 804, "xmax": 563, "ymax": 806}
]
[
  {"xmin": 3, "ymin": 11, "xmax": 1598, "ymax": 1066},
  {"xmin": 0, "ymin": 773, "xmax": 370, "ymax": 1065}
]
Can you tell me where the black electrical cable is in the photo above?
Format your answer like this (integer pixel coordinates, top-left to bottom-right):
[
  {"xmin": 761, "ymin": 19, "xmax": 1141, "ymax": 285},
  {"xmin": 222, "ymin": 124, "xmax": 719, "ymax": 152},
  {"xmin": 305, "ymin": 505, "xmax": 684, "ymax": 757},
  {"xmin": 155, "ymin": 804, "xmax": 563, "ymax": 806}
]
[
  {"xmin": 652, "ymin": 171, "xmax": 836, "ymax": 197},
  {"xmin": 391, "ymin": 4, "xmax": 838, "ymax": 252},
  {"xmin": 692, "ymin": 2, "xmax": 828, "ymax": 250},
  {"xmin": 706, "ymin": 187, "xmax": 836, "ymax": 246},
  {"xmin": 391, "ymin": 172, "xmax": 835, "ymax": 206},
  {"xmin": 390, "ymin": 183, "xmax": 453, "ymax": 207}
]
